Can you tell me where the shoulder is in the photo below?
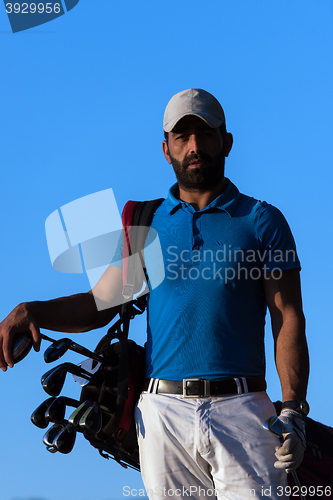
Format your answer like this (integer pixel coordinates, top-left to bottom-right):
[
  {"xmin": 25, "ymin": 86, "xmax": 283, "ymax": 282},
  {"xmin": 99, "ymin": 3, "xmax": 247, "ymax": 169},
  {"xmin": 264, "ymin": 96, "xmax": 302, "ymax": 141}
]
[
  {"xmin": 253, "ymin": 200, "xmax": 299, "ymax": 259},
  {"xmin": 253, "ymin": 201, "xmax": 291, "ymax": 230},
  {"xmin": 234, "ymin": 188, "xmax": 296, "ymax": 243},
  {"xmin": 232, "ymin": 191, "xmax": 281, "ymax": 222},
  {"xmin": 234, "ymin": 186, "xmax": 289, "ymax": 225}
]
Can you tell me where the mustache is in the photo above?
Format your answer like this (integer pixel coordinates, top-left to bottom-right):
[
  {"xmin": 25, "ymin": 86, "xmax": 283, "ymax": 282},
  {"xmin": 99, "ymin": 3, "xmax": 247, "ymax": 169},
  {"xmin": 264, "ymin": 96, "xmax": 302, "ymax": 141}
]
[{"xmin": 183, "ymin": 153, "xmax": 213, "ymax": 168}]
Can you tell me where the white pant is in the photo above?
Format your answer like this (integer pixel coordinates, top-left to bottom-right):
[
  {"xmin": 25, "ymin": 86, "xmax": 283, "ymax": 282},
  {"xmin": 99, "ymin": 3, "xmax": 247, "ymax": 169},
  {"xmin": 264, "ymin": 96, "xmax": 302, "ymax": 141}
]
[{"xmin": 135, "ymin": 390, "xmax": 287, "ymax": 500}]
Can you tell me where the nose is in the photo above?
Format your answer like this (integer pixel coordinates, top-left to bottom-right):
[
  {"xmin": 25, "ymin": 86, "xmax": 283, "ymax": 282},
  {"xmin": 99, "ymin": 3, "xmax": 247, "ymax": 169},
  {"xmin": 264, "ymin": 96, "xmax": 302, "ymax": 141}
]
[{"xmin": 188, "ymin": 133, "xmax": 201, "ymax": 154}]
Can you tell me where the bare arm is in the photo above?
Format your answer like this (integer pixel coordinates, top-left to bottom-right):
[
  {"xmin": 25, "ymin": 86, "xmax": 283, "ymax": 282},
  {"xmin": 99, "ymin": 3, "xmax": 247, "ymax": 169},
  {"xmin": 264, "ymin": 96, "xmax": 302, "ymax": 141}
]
[
  {"xmin": 0, "ymin": 265, "xmax": 123, "ymax": 371},
  {"xmin": 263, "ymin": 269, "xmax": 309, "ymax": 402}
]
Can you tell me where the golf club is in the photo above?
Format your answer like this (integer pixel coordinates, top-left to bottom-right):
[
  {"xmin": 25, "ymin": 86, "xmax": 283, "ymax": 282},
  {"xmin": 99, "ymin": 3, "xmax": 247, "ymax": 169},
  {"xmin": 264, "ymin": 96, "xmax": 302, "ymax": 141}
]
[
  {"xmin": 43, "ymin": 337, "xmax": 112, "ymax": 366},
  {"xmin": 262, "ymin": 415, "xmax": 306, "ymax": 500},
  {"xmin": 52, "ymin": 423, "xmax": 76, "ymax": 454},
  {"xmin": 12, "ymin": 331, "xmax": 56, "ymax": 364},
  {"xmin": 41, "ymin": 366, "xmax": 59, "ymax": 385},
  {"xmin": 12, "ymin": 331, "xmax": 114, "ymax": 366},
  {"xmin": 45, "ymin": 396, "xmax": 80, "ymax": 425},
  {"xmin": 68, "ymin": 400, "xmax": 94, "ymax": 430},
  {"xmin": 41, "ymin": 363, "xmax": 93, "ymax": 397},
  {"xmin": 43, "ymin": 420, "xmax": 76, "ymax": 454},
  {"xmin": 43, "ymin": 423, "xmax": 64, "ymax": 448},
  {"xmin": 79, "ymin": 402, "xmax": 102, "ymax": 433},
  {"xmin": 31, "ymin": 397, "xmax": 56, "ymax": 429},
  {"xmin": 41, "ymin": 361, "xmax": 94, "ymax": 391}
]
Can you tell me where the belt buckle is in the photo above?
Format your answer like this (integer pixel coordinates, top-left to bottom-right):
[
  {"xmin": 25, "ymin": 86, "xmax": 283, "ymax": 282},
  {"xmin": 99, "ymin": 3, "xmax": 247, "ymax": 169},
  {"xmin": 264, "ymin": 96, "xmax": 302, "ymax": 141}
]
[{"xmin": 182, "ymin": 378, "xmax": 211, "ymax": 398}]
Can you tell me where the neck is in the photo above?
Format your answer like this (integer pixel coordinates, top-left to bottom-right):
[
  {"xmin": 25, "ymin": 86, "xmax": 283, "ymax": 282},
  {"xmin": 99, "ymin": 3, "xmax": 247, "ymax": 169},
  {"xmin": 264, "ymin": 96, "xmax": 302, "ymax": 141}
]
[{"xmin": 177, "ymin": 176, "xmax": 226, "ymax": 211}]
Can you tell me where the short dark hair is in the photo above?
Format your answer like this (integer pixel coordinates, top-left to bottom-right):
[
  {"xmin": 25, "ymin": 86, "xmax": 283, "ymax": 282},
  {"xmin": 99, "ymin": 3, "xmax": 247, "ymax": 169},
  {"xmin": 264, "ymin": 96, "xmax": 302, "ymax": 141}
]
[{"xmin": 164, "ymin": 122, "xmax": 227, "ymax": 144}]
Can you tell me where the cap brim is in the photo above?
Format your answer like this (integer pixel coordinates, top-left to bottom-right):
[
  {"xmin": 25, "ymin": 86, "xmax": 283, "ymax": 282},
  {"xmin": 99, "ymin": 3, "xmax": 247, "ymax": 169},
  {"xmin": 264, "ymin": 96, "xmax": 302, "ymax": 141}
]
[{"xmin": 163, "ymin": 112, "xmax": 223, "ymax": 133}]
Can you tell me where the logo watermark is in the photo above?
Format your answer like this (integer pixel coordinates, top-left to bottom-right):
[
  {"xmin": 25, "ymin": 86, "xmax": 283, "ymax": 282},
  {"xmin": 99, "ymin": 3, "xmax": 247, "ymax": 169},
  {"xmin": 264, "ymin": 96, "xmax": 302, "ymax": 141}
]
[
  {"xmin": 123, "ymin": 484, "xmax": 331, "ymax": 498},
  {"xmin": 165, "ymin": 245, "xmax": 297, "ymax": 283},
  {"xmin": 3, "ymin": 0, "xmax": 80, "ymax": 33},
  {"xmin": 45, "ymin": 188, "xmax": 164, "ymax": 311},
  {"xmin": 123, "ymin": 485, "xmax": 258, "ymax": 498}
]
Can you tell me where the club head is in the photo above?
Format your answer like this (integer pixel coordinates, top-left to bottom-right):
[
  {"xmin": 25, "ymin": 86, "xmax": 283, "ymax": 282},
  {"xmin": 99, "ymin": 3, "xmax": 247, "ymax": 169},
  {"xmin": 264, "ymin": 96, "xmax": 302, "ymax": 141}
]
[
  {"xmin": 52, "ymin": 423, "xmax": 76, "ymax": 454},
  {"xmin": 41, "ymin": 363, "xmax": 80, "ymax": 385},
  {"xmin": 42, "ymin": 363, "xmax": 92, "ymax": 397},
  {"xmin": 68, "ymin": 401, "xmax": 93, "ymax": 429},
  {"xmin": 45, "ymin": 396, "xmax": 80, "ymax": 424},
  {"xmin": 41, "ymin": 366, "xmax": 59, "ymax": 385},
  {"xmin": 43, "ymin": 423, "xmax": 64, "ymax": 447},
  {"xmin": 12, "ymin": 332, "xmax": 33, "ymax": 364},
  {"xmin": 44, "ymin": 397, "xmax": 67, "ymax": 424},
  {"xmin": 262, "ymin": 415, "xmax": 285, "ymax": 438},
  {"xmin": 44, "ymin": 338, "xmax": 72, "ymax": 363},
  {"xmin": 31, "ymin": 397, "xmax": 56, "ymax": 429},
  {"xmin": 79, "ymin": 403, "xmax": 102, "ymax": 434},
  {"xmin": 42, "ymin": 365, "xmax": 68, "ymax": 397},
  {"xmin": 44, "ymin": 335, "xmax": 113, "ymax": 367}
]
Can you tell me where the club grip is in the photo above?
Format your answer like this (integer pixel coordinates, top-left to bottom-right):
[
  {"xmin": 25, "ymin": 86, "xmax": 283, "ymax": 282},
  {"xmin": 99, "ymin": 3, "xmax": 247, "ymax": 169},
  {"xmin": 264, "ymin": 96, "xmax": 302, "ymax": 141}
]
[{"xmin": 12, "ymin": 332, "xmax": 33, "ymax": 364}]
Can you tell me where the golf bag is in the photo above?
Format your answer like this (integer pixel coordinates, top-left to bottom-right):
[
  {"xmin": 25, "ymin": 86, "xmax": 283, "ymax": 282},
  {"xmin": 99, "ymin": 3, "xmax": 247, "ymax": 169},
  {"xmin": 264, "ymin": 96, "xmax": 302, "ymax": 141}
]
[
  {"xmin": 79, "ymin": 198, "xmax": 164, "ymax": 470},
  {"xmin": 79, "ymin": 325, "xmax": 146, "ymax": 470}
]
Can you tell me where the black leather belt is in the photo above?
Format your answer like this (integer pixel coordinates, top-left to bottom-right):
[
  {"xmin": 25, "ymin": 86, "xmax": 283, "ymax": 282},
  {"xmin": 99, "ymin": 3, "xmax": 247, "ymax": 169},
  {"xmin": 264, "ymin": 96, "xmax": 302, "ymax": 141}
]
[{"xmin": 143, "ymin": 377, "xmax": 266, "ymax": 397}]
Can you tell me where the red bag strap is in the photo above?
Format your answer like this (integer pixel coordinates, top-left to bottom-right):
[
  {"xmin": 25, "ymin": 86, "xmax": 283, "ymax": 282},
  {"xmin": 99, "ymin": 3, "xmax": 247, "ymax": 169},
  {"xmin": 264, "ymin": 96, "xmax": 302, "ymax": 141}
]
[
  {"xmin": 121, "ymin": 201, "xmax": 139, "ymax": 288},
  {"xmin": 121, "ymin": 198, "xmax": 164, "ymax": 300}
]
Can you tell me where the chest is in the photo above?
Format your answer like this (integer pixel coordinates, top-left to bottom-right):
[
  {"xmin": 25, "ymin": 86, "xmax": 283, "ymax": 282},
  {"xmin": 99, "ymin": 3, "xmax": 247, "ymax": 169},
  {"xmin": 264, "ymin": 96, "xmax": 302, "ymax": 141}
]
[{"xmin": 152, "ymin": 209, "xmax": 259, "ymax": 267}]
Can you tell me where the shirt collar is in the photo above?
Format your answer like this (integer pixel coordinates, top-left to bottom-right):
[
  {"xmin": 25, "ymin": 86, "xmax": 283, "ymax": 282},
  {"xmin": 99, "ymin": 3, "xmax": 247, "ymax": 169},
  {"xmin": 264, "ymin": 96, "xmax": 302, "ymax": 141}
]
[{"xmin": 164, "ymin": 178, "xmax": 240, "ymax": 216}]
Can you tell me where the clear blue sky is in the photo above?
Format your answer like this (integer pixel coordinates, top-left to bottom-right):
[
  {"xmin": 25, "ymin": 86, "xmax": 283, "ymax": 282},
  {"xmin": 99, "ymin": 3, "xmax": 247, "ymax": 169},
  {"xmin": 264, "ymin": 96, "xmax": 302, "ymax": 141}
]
[{"xmin": 0, "ymin": 1, "xmax": 332, "ymax": 500}]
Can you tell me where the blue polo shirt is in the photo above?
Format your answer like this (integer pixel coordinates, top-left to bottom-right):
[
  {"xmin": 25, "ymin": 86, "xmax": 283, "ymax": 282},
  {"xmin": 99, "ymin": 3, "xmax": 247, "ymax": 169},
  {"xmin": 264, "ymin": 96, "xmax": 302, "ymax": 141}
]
[{"xmin": 114, "ymin": 178, "xmax": 301, "ymax": 381}]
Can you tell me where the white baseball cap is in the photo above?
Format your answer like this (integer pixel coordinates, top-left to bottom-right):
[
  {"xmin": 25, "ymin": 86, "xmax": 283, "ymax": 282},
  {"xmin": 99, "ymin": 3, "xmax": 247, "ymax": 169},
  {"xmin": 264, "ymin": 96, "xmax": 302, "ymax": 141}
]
[{"xmin": 163, "ymin": 88, "xmax": 226, "ymax": 133}]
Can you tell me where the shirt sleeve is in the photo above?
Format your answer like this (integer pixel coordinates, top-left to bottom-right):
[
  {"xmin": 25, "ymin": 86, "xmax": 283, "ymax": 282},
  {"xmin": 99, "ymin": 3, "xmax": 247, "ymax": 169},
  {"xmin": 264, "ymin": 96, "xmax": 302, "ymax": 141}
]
[{"xmin": 255, "ymin": 202, "xmax": 301, "ymax": 272}]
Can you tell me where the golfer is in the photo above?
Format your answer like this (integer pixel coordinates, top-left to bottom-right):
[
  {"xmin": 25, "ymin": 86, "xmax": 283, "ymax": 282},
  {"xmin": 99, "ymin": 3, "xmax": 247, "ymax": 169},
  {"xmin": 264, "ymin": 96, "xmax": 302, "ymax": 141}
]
[{"xmin": 0, "ymin": 89, "xmax": 309, "ymax": 500}]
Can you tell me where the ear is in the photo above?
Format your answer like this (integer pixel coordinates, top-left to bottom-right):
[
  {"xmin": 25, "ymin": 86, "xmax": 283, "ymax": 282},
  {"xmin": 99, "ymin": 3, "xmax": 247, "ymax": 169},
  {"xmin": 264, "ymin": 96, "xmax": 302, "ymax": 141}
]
[
  {"xmin": 223, "ymin": 133, "xmax": 233, "ymax": 157},
  {"xmin": 162, "ymin": 140, "xmax": 172, "ymax": 164}
]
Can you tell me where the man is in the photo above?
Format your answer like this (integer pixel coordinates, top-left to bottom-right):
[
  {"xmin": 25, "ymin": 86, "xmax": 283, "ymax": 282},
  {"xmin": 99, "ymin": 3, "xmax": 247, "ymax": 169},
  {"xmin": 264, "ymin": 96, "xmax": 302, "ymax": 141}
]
[{"xmin": 0, "ymin": 89, "xmax": 309, "ymax": 499}]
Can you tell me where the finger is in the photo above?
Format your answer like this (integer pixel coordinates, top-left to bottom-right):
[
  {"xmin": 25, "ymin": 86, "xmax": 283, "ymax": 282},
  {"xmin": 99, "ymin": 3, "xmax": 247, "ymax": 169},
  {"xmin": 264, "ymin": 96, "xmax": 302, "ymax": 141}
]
[
  {"xmin": 275, "ymin": 444, "xmax": 292, "ymax": 455},
  {"xmin": 275, "ymin": 459, "xmax": 302, "ymax": 472},
  {"xmin": 0, "ymin": 337, "xmax": 8, "ymax": 372},
  {"xmin": 274, "ymin": 459, "xmax": 296, "ymax": 470},
  {"xmin": 276, "ymin": 447, "xmax": 304, "ymax": 461},
  {"xmin": 276, "ymin": 445, "xmax": 293, "ymax": 456},
  {"xmin": 275, "ymin": 452, "xmax": 304, "ymax": 471},
  {"xmin": 275, "ymin": 452, "xmax": 294, "ymax": 463},
  {"xmin": 2, "ymin": 330, "xmax": 14, "ymax": 368},
  {"xmin": 277, "ymin": 437, "xmax": 295, "ymax": 455},
  {"xmin": 30, "ymin": 324, "xmax": 41, "ymax": 352}
]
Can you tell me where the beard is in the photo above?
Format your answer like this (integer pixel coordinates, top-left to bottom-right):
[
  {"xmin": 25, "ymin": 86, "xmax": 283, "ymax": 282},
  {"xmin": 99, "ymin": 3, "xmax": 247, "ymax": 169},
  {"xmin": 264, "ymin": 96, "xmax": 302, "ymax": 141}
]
[{"xmin": 169, "ymin": 148, "xmax": 226, "ymax": 192}]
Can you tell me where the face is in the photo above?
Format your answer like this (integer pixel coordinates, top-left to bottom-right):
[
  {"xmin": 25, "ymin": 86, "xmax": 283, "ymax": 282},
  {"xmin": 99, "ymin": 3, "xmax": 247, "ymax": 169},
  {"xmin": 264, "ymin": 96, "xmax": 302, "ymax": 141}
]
[{"xmin": 162, "ymin": 116, "xmax": 229, "ymax": 191}]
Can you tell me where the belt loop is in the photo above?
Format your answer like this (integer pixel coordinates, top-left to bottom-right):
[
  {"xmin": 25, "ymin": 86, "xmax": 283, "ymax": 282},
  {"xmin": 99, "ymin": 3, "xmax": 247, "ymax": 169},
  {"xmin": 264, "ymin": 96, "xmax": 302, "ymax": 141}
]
[
  {"xmin": 151, "ymin": 378, "xmax": 159, "ymax": 394},
  {"xmin": 241, "ymin": 377, "xmax": 249, "ymax": 393},
  {"xmin": 234, "ymin": 378, "xmax": 243, "ymax": 395},
  {"xmin": 147, "ymin": 378, "xmax": 154, "ymax": 393}
]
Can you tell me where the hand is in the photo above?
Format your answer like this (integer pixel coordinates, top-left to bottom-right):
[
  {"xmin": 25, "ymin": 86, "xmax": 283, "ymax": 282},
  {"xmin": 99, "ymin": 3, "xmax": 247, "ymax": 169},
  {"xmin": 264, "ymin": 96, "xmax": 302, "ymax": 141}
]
[
  {"xmin": 0, "ymin": 303, "xmax": 41, "ymax": 372},
  {"xmin": 274, "ymin": 409, "xmax": 306, "ymax": 473}
]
